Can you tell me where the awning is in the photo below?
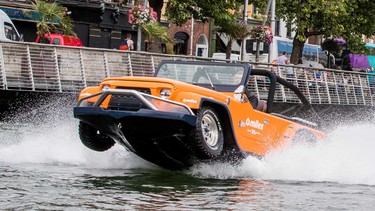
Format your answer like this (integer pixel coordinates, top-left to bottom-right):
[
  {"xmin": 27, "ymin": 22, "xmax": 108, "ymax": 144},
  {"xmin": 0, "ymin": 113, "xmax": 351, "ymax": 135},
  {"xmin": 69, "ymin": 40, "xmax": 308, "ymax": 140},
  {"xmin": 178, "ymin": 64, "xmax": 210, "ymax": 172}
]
[
  {"xmin": 219, "ymin": 34, "xmax": 241, "ymax": 52},
  {"xmin": 367, "ymin": 55, "xmax": 375, "ymax": 68},
  {"xmin": 277, "ymin": 40, "xmax": 292, "ymax": 54},
  {"xmin": 365, "ymin": 43, "xmax": 375, "ymax": 49},
  {"xmin": 0, "ymin": 7, "xmax": 40, "ymax": 22},
  {"xmin": 349, "ymin": 53, "xmax": 371, "ymax": 68}
]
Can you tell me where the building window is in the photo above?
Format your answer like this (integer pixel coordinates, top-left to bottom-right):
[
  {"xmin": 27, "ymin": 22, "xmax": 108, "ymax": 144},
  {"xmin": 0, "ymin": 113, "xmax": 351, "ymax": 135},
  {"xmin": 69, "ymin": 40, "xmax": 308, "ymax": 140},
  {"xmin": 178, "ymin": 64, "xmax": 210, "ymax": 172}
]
[
  {"xmin": 174, "ymin": 32, "xmax": 189, "ymax": 55},
  {"xmin": 275, "ymin": 18, "xmax": 280, "ymax": 36},
  {"xmin": 196, "ymin": 34, "xmax": 208, "ymax": 57}
]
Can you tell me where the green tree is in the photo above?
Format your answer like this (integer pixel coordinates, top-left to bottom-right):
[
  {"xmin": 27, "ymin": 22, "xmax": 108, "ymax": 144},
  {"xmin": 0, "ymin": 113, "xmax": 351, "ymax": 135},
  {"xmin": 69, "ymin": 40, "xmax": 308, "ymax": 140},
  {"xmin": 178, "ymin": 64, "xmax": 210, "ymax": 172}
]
[
  {"xmin": 129, "ymin": 3, "xmax": 175, "ymax": 52},
  {"xmin": 165, "ymin": 0, "xmax": 243, "ymax": 27},
  {"xmin": 27, "ymin": 0, "xmax": 75, "ymax": 39},
  {"xmin": 163, "ymin": 0, "xmax": 247, "ymax": 57},
  {"xmin": 217, "ymin": 22, "xmax": 251, "ymax": 60},
  {"xmin": 253, "ymin": 0, "xmax": 375, "ymax": 64},
  {"xmin": 141, "ymin": 21, "xmax": 175, "ymax": 52}
]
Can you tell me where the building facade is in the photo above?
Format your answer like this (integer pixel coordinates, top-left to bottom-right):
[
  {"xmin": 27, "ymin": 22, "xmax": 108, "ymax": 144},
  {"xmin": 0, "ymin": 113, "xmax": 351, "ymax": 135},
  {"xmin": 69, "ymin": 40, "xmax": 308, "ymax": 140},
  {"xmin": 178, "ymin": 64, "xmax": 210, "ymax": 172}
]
[
  {"xmin": 0, "ymin": 0, "xmax": 278, "ymax": 58},
  {"xmin": 0, "ymin": 0, "xmax": 139, "ymax": 49}
]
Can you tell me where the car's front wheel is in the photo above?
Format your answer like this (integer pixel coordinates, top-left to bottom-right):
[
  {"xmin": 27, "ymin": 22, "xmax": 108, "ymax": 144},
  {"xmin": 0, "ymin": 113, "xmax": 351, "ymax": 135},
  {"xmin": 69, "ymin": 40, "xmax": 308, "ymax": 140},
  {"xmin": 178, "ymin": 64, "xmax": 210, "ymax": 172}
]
[
  {"xmin": 78, "ymin": 121, "xmax": 116, "ymax": 152},
  {"xmin": 191, "ymin": 106, "xmax": 224, "ymax": 159}
]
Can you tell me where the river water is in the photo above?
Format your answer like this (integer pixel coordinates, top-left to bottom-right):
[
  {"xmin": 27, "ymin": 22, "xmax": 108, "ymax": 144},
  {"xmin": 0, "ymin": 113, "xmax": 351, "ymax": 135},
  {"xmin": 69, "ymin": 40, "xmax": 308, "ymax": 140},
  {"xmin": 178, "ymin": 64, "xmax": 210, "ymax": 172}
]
[{"xmin": 1, "ymin": 97, "xmax": 375, "ymax": 210}]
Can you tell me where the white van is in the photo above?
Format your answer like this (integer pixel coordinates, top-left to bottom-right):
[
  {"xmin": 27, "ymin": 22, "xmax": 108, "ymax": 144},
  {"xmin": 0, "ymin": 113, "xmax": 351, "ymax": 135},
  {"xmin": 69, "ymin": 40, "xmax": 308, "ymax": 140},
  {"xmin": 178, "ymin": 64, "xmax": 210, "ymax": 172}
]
[{"xmin": 0, "ymin": 9, "xmax": 22, "ymax": 41}]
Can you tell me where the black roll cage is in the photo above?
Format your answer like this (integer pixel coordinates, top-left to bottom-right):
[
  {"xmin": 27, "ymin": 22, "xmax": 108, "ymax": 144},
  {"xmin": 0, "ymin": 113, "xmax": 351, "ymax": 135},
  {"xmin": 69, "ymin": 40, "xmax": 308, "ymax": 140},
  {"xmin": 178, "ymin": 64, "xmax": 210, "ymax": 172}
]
[
  {"xmin": 250, "ymin": 68, "xmax": 312, "ymax": 114},
  {"xmin": 155, "ymin": 60, "xmax": 312, "ymax": 114}
]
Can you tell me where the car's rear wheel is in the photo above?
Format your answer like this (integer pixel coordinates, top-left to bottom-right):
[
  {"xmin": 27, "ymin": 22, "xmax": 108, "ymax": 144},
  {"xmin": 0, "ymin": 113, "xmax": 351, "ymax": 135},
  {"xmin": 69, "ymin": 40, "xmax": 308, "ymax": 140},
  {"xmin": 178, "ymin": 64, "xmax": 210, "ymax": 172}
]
[
  {"xmin": 78, "ymin": 121, "xmax": 116, "ymax": 152},
  {"xmin": 191, "ymin": 106, "xmax": 224, "ymax": 159}
]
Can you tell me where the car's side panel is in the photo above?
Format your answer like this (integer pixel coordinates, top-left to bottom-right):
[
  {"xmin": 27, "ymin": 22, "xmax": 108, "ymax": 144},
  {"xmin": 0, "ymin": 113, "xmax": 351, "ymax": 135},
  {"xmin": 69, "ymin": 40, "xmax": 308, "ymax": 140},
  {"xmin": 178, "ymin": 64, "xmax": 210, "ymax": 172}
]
[
  {"xmin": 223, "ymin": 94, "xmax": 277, "ymax": 155},
  {"xmin": 174, "ymin": 92, "xmax": 204, "ymax": 110},
  {"xmin": 224, "ymin": 92, "xmax": 321, "ymax": 156}
]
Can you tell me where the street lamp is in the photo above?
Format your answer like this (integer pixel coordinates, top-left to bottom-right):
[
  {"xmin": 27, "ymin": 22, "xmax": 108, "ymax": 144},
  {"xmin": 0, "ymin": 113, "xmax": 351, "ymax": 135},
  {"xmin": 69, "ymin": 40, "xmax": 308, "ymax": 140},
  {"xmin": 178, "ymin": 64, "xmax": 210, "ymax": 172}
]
[
  {"xmin": 137, "ymin": 0, "xmax": 148, "ymax": 51},
  {"xmin": 242, "ymin": 0, "xmax": 248, "ymax": 61}
]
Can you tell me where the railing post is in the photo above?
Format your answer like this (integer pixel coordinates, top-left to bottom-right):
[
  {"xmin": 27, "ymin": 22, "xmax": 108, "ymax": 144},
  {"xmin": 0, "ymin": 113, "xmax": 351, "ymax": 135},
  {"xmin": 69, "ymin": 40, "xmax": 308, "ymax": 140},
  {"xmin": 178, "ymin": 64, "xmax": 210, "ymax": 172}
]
[
  {"xmin": 277, "ymin": 66, "xmax": 286, "ymax": 102},
  {"xmin": 151, "ymin": 55, "xmax": 155, "ymax": 75},
  {"xmin": 323, "ymin": 71, "xmax": 331, "ymax": 104},
  {"xmin": 303, "ymin": 69, "xmax": 312, "ymax": 103},
  {"xmin": 79, "ymin": 49, "xmax": 87, "ymax": 88},
  {"xmin": 342, "ymin": 73, "xmax": 350, "ymax": 104},
  {"xmin": 370, "ymin": 75, "xmax": 375, "ymax": 106},
  {"xmin": 26, "ymin": 45, "xmax": 35, "ymax": 91},
  {"xmin": 103, "ymin": 52, "xmax": 109, "ymax": 77},
  {"xmin": 349, "ymin": 73, "xmax": 357, "ymax": 104},
  {"xmin": 0, "ymin": 45, "xmax": 7, "ymax": 90},
  {"xmin": 314, "ymin": 70, "xmax": 321, "ymax": 104},
  {"xmin": 254, "ymin": 76, "xmax": 260, "ymax": 100},
  {"xmin": 358, "ymin": 74, "xmax": 366, "ymax": 105},
  {"xmin": 53, "ymin": 47, "xmax": 62, "ymax": 92},
  {"xmin": 128, "ymin": 53, "xmax": 133, "ymax": 76},
  {"xmin": 332, "ymin": 71, "xmax": 340, "ymax": 104}
]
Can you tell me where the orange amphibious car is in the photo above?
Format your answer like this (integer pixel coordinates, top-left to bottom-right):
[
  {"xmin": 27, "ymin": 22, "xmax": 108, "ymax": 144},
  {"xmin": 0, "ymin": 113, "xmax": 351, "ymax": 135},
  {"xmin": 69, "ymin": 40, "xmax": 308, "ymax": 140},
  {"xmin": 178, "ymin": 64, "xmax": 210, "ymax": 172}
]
[{"xmin": 74, "ymin": 60, "xmax": 324, "ymax": 170}]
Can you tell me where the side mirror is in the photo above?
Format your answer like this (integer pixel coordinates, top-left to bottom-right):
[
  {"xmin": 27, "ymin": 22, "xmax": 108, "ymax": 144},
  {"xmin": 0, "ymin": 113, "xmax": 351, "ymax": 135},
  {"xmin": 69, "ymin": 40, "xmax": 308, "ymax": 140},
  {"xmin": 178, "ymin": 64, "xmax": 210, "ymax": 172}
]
[{"xmin": 234, "ymin": 85, "xmax": 247, "ymax": 102}]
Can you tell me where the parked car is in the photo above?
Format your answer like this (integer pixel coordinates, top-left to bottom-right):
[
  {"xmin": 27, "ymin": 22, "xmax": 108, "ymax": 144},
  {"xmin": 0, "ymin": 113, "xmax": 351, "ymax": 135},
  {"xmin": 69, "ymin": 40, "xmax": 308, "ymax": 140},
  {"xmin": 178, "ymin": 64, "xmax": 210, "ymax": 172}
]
[
  {"xmin": 0, "ymin": 9, "xmax": 23, "ymax": 41},
  {"xmin": 35, "ymin": 33, "xmax": 83, "ymax": 47},
  {"xmin": 73, "ymin": 60, "xmax": 325, "ymax": 170}
]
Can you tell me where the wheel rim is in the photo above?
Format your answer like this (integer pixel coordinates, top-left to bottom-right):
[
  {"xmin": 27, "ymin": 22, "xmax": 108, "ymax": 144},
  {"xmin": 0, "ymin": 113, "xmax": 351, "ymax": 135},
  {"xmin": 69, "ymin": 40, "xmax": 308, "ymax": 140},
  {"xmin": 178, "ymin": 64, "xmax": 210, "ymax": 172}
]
[{"xmin": 201, "ymin": 113, "xmax": 219, "ymax": 148}]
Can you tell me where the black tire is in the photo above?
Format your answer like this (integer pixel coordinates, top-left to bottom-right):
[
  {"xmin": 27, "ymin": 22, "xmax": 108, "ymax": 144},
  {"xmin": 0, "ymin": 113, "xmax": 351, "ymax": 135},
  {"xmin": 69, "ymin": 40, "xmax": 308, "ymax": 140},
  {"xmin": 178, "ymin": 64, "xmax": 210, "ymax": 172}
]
[
  {"xmin": 78, "ymin": 121, "xmax": 116, "ymax": 152},
  {"xmin": 292, "ymin": 129, "xmax": 317, "ymax": 146},
  {"xmin": 192, "ymin": 106, "xmax": 224, "ymax": 159}
]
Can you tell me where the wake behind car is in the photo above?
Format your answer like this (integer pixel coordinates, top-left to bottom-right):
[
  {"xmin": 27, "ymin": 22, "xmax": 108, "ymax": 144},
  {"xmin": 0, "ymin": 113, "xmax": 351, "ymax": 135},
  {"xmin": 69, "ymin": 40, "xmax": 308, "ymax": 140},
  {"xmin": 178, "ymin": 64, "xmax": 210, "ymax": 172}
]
[{"xmin": 73, "ymin": 60, "xmax": 324, "ymax": 170}]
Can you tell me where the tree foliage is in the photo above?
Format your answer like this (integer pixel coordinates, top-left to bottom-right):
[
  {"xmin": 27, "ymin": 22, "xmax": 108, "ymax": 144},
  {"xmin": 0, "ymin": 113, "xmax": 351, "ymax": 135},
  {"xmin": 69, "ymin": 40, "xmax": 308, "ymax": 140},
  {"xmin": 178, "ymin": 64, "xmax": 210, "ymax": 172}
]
[
  {"xmin": 217, "ymin": 23, "xmax": 251, "ymax": 59},
  {"xmin": 165, "ymin": 0, "xmax": 243, "ymax": 26},
  {"xmin": 129, "ymin": 3, "xmax": 175, "ymax": 52},
  {"xmin": 26, "ymin": 0, "xmax": 75, "ymax": 37},
  {"xmin": 161, "ymin": 0, "xmax": 247, "ymax": 57},
  {"xmin": 141, "ymin": 21, "xmax": 175, "ymax": 44},
  {"xmin": 253, "ymin": 0, "xmax": 375, "ymax": 64}
]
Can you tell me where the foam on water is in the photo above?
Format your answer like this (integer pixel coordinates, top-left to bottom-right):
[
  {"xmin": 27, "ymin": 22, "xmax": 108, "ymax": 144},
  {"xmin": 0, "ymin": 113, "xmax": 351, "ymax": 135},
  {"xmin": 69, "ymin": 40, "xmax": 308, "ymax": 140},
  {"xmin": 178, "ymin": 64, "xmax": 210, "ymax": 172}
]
[
  {"xmin": 0, "ymin": 119, "xmax": 152, "ymax": 169},
  {"xmin": 0, "ymin": 97, "xmax": 153, "ymax": 170},
  {"xmin": 189, "ymin": 123, "xmax": 375, "ymax": 185},
  {"xmin": 1, "ymin": 96, "xmax": 375, "ymax": 185}
]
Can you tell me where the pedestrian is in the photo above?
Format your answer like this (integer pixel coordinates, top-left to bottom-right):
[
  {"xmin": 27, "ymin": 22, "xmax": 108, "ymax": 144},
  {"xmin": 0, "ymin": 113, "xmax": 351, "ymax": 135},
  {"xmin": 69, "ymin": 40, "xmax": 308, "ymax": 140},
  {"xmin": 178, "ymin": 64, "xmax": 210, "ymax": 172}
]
[
  {"xmin": 277, "ymin": 52, "xmax": 294, "ymax": 80},
  {"xmin": 5, "ymin": 28, "xmax": 11, "ymax": 40},
  {"xmin": 277, "ymin": 51, "xmax": 289, "ymax": 65},
  {"xmin": 119, "ymin": 33, "xmax": 134, "ymax": 51},
  {"xmin": 125, "ymin": 33, "xmax": 134, "ymax": 50}
]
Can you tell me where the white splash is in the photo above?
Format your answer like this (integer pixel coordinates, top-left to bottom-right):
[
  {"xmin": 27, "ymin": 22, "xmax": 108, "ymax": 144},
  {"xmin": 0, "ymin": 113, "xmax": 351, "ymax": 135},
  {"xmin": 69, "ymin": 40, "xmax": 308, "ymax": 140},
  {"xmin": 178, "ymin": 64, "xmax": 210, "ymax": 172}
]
[
  {"xmin": 0, "ymin": 118, "xmax": 153, "ymax": 170},
  {"xmin": 2, "ymin": 97, "xmax": 375, "ymax": 185},
  {"xmin": 190, "ymin": 124, "xmax": 375, "ymax": 185}
]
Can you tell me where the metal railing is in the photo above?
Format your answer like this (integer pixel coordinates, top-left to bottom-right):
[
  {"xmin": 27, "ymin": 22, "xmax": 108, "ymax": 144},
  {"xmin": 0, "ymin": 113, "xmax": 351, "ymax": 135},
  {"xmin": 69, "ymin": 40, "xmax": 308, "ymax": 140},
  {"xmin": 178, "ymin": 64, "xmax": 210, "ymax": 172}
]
[
  {"xmin": 1, "ymin": 40, "xmax": 374, "ymax": 106},
  {"xmin": 248, "ymin": 62, "xmax": 375, "ymax": 106}
]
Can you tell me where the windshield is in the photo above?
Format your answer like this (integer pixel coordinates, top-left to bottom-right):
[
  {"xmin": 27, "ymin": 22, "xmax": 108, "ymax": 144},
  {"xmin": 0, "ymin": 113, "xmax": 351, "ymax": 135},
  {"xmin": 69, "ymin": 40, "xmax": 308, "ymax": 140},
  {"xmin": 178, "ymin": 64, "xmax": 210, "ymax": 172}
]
[
  {"xmin": 156, "ymin": 62, "xmax": 246, "ymax": 86},
  {"xmin": 4, "ymin": 22, "xmax": 20, "ymax": 41}
]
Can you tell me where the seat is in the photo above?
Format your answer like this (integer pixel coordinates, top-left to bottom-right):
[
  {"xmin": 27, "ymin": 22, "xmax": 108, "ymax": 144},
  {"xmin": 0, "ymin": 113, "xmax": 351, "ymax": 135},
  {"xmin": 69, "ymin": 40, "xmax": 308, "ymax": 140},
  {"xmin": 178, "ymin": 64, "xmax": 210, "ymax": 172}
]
[{"xmin": 245, "ymin": 89, "xmax": 267, "ymax": 112}]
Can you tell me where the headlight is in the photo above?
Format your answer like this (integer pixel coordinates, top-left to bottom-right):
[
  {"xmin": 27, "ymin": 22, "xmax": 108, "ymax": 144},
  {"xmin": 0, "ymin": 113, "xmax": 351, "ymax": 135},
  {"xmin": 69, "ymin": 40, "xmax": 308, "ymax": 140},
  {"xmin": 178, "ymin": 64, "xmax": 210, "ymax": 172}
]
[
  {"xmin": 160, "ymin": 89, "xmax": 171, "ymax": 99},
  {"xmin": 102, "ymin": 85, "xmax": 110, "ymax": 91}
]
